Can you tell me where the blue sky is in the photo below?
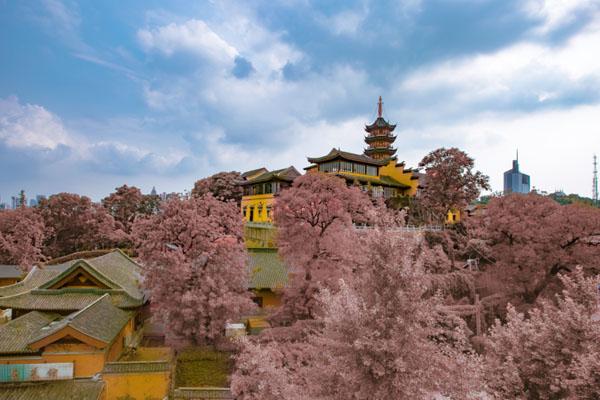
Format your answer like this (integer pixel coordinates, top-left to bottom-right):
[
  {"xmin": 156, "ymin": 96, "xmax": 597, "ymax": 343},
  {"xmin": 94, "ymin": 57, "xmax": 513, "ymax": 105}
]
[{"xmin": 1, "ymin": 0, "xmax": 599, "ymax": 202}]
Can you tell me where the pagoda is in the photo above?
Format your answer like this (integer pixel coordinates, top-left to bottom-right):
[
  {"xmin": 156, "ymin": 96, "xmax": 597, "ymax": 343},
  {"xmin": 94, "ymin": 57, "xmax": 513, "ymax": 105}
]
[{"xmin": 364, "ymin": 96, "xmax": 397, "ymax": 160}]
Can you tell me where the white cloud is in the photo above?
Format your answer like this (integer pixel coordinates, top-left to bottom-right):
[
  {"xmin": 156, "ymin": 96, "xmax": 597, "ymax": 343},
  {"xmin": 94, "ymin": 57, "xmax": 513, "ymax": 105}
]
[
  {"xmin": 138, "ymin": 19, "xmax": 238, "ymax": 65},
  {"xmin": 321, "ymin": 9, "xmax": 368, "ymax": 36},
  {"xmin": 0, "ymin": 96, "xmax": 71, "ymax": 150},
  {"xmin": 524, "ymin": 0, "xmax": 600, "ymax": 34},
  {"xmin": 397, "ymin": 21, "xmax": 600, "ymax": 114},
  {"xmin": 0, "ymin": 96, "xmax": 189, "ymax": 176}
]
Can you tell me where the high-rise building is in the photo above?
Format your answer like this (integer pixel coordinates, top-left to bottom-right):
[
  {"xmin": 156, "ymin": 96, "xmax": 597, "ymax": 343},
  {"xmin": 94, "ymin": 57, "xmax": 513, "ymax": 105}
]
[{"xmin": 504, "ymin": 151, "xmax": 530, "ymax": 194}]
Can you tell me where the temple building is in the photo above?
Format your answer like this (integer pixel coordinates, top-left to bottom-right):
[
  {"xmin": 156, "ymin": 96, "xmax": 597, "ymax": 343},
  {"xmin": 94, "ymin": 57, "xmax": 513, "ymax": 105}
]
[
  {"xmin": 305, "ymin": 97, "xmax": 420, "ymax": 199},
  {"xmin": 240, "ymin": 166, "xmax": 301, "ymax": 224},
  {"xmin": 0, "ymin": 250, "xmax": 172, "ymax": 400}
]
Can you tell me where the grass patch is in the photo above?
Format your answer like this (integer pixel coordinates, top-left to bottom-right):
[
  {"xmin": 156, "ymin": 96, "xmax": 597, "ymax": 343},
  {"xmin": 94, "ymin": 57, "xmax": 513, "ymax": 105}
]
[{"xmin": 175, "ymin": 347, "xmax": 232, "ymax": 387}]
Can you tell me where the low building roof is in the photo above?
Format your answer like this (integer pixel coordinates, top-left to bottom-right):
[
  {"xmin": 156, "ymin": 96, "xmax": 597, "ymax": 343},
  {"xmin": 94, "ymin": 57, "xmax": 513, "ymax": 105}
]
[
  {"xmin": 0, "ymin": 250, "xmax": 144, "ymax": 311},
  {"xmin": 241, "ymin": 167, "xmax": 268, "ymax": 179},
  {"xmin": 0, "ymin": 288, "xmax": 141, "ymax": 311},
  {"xmin": 0, "ymin": 379, "xmax": 104, "ymax": 400},
  {"xmin": 0, "ymin": 265, "xmax": 22, "ymax": 279},
  {"xmin": 240, "ymin": 166, "xmax": 300, "ymax": 186},
  {"xmin": 248, "ymin": 249, "xmax": 288, "ymax": 290},
  {"xmin": 0, "ymin": 295, "xmax": 131, "ymax": 354},
  {"xmin": 29, "ymin": 294, "xmax": 131, "ymax": 347},
  {"xmin": 307, "ymin": 148, "xmax": 388, "ymax": 166},
  {"xmin": 0, "ymin": 311, "xmax": 60, "ymax": 354}
]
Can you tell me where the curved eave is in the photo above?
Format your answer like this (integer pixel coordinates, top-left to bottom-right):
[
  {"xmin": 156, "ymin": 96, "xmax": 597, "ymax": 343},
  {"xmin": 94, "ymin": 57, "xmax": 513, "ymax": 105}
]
[
  {"xmin": 364, "ymin": 148, "xmax": 397, "ymax": 156},
  {"xmin": 307, "ymin": 153, "xmax": 387, "ymax": 166},
  {"xmin": 364, "ymin": 135, "xmax": 397, "ymax": 144},
  {"xmin": 364, "ymin": 117, "xmax": 397, "ymax": 132}
]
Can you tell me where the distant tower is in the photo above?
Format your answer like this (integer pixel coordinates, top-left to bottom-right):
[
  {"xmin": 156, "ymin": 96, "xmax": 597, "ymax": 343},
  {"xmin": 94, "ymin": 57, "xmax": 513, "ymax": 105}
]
[
  {"xmin": 364, "ymin": 96, "xmax": 397, "ymax": 160},
  {"xmin": 504, "ymin": 150, "xmax": 530, "ymax": 194},
  {"xmin": 150, "ymin": 186, "xmax": 157, "ymax": 197},
  {"xmin": 593, "ymin": 154, "xmax": 598, "ymax": 205}
]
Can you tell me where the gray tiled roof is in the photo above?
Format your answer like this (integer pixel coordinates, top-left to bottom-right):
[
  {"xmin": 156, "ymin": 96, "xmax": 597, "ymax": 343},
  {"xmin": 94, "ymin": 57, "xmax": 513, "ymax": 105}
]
[
  {"xmin": 0, "ymin": 250, "xmax": 144, "ymax": 311},
  {"xmin": 0, "ymin": 311, "xmax": 60, "ymax": 354},
  {"xmin": 247, "ymin": 249, "xmax": 288, "ymax": 290},
  {"xmin": 0, "ymin": 379, "xmax": 104, "ymax": 400},
  {"xmin": 0, "ymin": 267, "xmax": 65, "ymax": 297},
  {"xmin": 307, "ymin": 148, "xmax": 388, "ymax": 166},
  {"xmin": 240, "ymin": 166, "xmax": 300, "ymax": 185},
  {"xmin": 0, "ymin": 289, "xmax": 141, "ymax": 311},
  {"xmin": 0, "ymin": 265, "xmax": 22, "ymax": 279},
  {"xmin": 29, "ymin": 294, "xmax": 131, "ymax": 345}
]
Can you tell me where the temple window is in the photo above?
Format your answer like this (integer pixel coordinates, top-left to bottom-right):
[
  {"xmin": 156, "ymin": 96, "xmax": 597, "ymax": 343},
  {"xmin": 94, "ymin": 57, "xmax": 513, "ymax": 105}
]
[
  {"xmin": 340, "ymin": 161, "xmax": 353, "ymax": 172},
  {"xmin": 366, "ymin": 166, "xmax": 378, "ymax": 176},
  {"xmin": 372, "ymin": 186, "xmax": 384, "ymax": 198},
  {"xmin": 264, "ymin": 182, "xmax": 272, "ymax": 193},
  {"xmin": 353, "ymin": 163, "xmax": 366, "ymax": 174}
]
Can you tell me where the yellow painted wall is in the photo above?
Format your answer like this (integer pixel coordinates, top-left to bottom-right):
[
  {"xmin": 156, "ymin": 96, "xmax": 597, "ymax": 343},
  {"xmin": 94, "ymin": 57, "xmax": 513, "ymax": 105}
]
[
  {"xmin": 446, "ymin": 209, "xmax": 461, "ymax": 224},
  {"xmin": 241, "ymin": 194, "xmax": 275, "ymax": 223},
  {"xmin": 42, "ymin": 350, "xmax": 106, "ymax": 378},
  {"xmin": 253, "ymin": 289, "xmax": 281, "ymax": 308},
  {"xmin": 102, "ymin": 370, "xmax": 170, "ymax": 400},
  {"xmin": 0, "ymin": 317, "xmax": 136, "ymax": 378},
  {"xmin": 378, "ymin": 159, "xmax": 419, "ymax": 196}
]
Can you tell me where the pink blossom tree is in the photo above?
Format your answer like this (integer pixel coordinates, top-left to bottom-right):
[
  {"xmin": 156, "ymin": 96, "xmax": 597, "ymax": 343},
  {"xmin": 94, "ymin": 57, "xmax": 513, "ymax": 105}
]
[
  {"xmin": 484, "ymin": 267, "xmax": 600, "ymax": 399},
  {"xmin": 102, "ymin": 184, "xmax": 145, "ymax": 233},
  {"xmin": 38, "ymin": 193, "xmax": 126, "ymax": 258},
  {"xmin": 470, "ymin": 193, "xmax": 600, "ymax": 306},
  {"xmin": 417, "ymin": 147, "xmax": 490, "ymax": 224},
  {"xmin": 232, "ymin": 233, "xmax": 484, "ymax": 399},
  {"xmin": 192, "ymin": 171, "xmax": 243, "ymax": 205},
  {"xmin": 0, "ymin": 207, "xmax": 46, "ymax": 270},
  {"xmin": 271, "ymin": 173, "xmax": 373, "ymax": 323},
  {"xmin": 133, "ymin": 194, "xmax": 255, "ymax": 346}
]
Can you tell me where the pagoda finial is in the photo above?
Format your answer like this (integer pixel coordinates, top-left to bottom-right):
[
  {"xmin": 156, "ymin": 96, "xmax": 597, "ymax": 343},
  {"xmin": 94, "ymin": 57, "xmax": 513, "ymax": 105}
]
[{"xmin": 377, "ymin": 96, "xmax": 383, "ymax": 118}]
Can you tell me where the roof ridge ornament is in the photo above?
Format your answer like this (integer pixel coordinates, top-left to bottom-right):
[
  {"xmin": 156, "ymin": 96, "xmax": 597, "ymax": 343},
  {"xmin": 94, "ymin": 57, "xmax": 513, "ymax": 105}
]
[{"xmin": 378, "ymin": 96, "xmax": 383, "ymax": 118}]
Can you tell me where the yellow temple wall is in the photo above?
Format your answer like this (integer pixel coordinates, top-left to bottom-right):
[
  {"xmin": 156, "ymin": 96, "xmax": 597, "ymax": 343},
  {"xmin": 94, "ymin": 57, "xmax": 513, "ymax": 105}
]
[
  {"xmin": 446, "ymin": 209, "xmax": 461, "ymax": 224},
  {"xmin": 241, "ymin": 194, "xmax": 274, "ymax": 223},
  {"xmin": 102, "ymin": 369, "xmax": 170, "ymax": 400},
  {"xmin": 253, "ymin": 289, "xmax": 281, "ymax": 308},
  {"xmin": 378, "ymin": 160, "xmax": 419, "ymax": 196}
]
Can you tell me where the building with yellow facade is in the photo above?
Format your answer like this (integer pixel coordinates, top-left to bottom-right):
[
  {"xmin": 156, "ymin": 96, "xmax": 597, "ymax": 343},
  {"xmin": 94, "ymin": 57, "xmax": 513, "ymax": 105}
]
[
  {"xmin": 305, "ymin": 97, "xmax": 420, "ymax": 199},
  {"xmin": 0, "ymin": 249, "xmax": 172, "ymax": 400},
  {"xmin": 240, "ymin": 166, "xmax": 301, "ymax": 224}
]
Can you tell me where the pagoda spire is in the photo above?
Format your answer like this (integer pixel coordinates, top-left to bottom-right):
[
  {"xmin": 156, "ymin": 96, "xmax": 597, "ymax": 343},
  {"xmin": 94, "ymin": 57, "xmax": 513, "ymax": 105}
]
[{"xmin": 364, "ymin": 97, "xmax": 397, "ymax": 161}]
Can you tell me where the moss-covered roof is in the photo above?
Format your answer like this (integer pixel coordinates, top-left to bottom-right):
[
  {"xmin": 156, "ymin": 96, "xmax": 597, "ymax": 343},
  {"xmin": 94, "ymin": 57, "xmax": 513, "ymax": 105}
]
[
  {"xmin": 0, "ymin": 250, "xmax": 144, "ymax": 311},
  {"xmin": 29, "ymin": 294, "xmax": 131, "ymax": 346},
  {"xmin": 247, "ymin": 249, "xmax": 288, "ymax": 290},
  {"xmin": 0, "ymin": 379, "xmax": 104, "ymax": 400},
  {"xmin": 0, "ymin": 311, "xmax": 60, "ymax": 354},
  {"xmin": 0, "ymin": 289, "xmax": 141, "ymax": 311}
]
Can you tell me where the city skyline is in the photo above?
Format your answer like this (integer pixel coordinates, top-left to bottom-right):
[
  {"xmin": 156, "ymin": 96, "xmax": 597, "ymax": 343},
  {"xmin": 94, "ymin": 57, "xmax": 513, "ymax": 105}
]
[{"xmin": 1, "ymin": 1, "xmax": 600, "ymax": 201}]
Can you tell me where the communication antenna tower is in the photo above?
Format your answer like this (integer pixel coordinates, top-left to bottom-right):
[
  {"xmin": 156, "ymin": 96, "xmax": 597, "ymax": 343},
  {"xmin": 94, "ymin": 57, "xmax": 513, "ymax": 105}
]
[{"xmin": 594, "ymin": 154, "xmax": 599, "ymax": 206}]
